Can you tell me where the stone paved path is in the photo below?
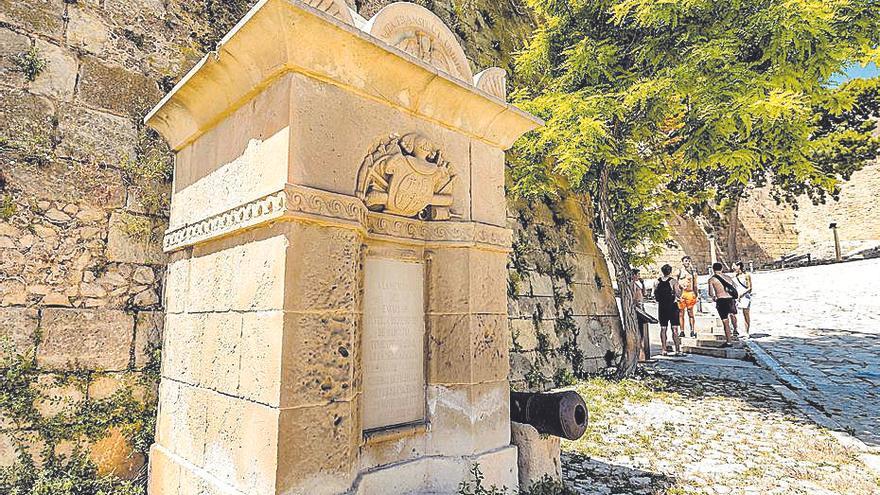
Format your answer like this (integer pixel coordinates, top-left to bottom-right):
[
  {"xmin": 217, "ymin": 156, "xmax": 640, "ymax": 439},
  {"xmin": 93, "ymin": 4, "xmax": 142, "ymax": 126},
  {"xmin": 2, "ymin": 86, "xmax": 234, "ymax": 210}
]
[
  {"xmin": 561, "ymin": 356, "xmax": 880, "ymax": 495},
  {"xmin": 749, "ymin": 258, "xmax": 880, "ymax": 446}
]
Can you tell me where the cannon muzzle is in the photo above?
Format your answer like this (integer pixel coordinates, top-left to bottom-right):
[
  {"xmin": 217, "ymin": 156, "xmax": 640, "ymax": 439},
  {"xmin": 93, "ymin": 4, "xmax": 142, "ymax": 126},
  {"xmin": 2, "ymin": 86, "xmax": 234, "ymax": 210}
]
[{"xmin": 510, "ymin": 391, "xmax": 588, "ymax": 440}]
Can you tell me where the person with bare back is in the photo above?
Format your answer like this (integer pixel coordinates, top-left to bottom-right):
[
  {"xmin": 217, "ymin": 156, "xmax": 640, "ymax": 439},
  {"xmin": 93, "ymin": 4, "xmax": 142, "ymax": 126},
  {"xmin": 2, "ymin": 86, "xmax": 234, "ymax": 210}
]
[
  {"xmin": 655, "ymin": 264, "xmax": 683, "ymax": 356},
  {"xmin": 708, "ymin": 262, "xmax": 738, "ymax": 346},
  {"xmin": 677, "ymin": 256, "xmax": 698, "ymax": 337},
  {"xmin": 733, "ymin": 261, "xmax": 753, "ymax": 336}
]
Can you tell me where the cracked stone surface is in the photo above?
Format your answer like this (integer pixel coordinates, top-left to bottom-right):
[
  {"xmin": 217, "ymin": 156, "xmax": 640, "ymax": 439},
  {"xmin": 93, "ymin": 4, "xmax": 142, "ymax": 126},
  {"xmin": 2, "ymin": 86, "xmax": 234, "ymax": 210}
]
[
  {"xmin": 560, "ymin": 357, "xmax": 880, "ymax": 494},
  {"xmin": 749, "ymin": 258, "xmax": 880, "ymax": 446}
]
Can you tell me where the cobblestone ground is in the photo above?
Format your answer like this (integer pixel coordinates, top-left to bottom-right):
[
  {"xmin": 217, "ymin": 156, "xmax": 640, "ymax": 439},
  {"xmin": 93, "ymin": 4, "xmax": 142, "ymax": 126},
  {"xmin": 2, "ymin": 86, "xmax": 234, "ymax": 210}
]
[
  {"xmin": 749, "ymin": 258, "xmax": 880, "ymax": 446},
  {"xmin": 561, "ymin": 360, "xmax": 880, "ymax": 495}
]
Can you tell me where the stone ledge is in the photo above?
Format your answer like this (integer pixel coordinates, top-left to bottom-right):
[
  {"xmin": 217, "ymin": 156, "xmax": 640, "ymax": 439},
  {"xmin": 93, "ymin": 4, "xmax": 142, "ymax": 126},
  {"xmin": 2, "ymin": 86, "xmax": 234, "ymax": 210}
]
[{"xmin": 163, "ymin": 184, "xmax": 512, "ymax": 253}]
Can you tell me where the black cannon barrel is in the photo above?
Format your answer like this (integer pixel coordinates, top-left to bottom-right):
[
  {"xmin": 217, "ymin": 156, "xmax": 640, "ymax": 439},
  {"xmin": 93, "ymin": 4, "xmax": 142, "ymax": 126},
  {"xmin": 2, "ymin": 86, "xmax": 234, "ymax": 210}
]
[{"xmin": 510, "ymin": 391, "xmax": 588, "ymax": 440}]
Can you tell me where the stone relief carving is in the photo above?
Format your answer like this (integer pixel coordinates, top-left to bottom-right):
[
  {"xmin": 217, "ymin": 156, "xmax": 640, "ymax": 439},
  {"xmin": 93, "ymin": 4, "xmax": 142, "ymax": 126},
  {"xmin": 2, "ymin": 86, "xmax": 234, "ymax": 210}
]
[
  {"xmin": 357, "ymin": 133, "xmax": 457, "ymax": 220},
  {"xmin": 474, "ymin": 67, "xmax": 507, "ymax": 100},
  {"xmin": 366, "ymin": 3, "xmax": 473, "ymax": 82},
  {"xmin": 163, "ymin": 185, "xmax": 510, "ymax": 252},
  {"xmin": 301, "ymin": 0, "xmax": 354, "ymax": 25}
]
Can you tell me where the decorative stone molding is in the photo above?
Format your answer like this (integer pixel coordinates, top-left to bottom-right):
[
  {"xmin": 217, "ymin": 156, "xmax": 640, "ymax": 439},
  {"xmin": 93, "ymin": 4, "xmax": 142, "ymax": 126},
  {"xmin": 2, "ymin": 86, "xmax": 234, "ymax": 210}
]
[
  {"xmin": 302, "ymin": 0, "xmax": 355, "ymax": 24},
  {"xmin": 356, "ymin": 133, "xmax": 457, "ymax": 220},
  {"xmin": 162, "ymin": 190, "xmax": 287, "ymax": 252},
  {"xmin": 474, "ymin": 67, "xmax": 507, "ymax": 100},
  {"xmin": 366, "ymin": 3, "xmax": 473, "ymax": 82},
  {"xmin": 163, "ymin": 184, "xmax": 510, "ymax": 252}
]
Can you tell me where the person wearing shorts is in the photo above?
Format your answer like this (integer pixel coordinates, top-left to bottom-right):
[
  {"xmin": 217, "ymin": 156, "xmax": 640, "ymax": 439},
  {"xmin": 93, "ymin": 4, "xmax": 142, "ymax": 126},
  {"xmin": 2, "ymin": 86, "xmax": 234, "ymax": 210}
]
[
  {"xmin": 733, "ymin": 261, "xmax": 753, "ymax": 335},
  {"xmin": 655, "ymin": 264, "xmax": 682, "ymax": 356},
  {"xmin": 708, "ymin": 262, "xmax": 738, "ymax": 346},
  {"xmin": 677, "ymin": 256, "xmax": 699, "ymax": 337}
]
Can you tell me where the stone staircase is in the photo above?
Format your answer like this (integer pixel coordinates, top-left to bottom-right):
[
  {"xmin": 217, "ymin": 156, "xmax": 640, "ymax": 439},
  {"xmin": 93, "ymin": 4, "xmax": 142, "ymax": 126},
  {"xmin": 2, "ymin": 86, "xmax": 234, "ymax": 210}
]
[{"xmin": 677, "ymin": 314, "xmax": 748, "ymax": 359}]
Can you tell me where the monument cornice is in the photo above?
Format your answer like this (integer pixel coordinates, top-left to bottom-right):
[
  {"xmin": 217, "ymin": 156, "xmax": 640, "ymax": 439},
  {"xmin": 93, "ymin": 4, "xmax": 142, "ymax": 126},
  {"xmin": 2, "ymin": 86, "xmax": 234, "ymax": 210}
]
[
  {"xmin": 162, "ymin": 184, "xmax": 512, "ymax": 252},
  {"xmin": 143, "ymin": 0, "xmax": 541, "ymax": 152}
]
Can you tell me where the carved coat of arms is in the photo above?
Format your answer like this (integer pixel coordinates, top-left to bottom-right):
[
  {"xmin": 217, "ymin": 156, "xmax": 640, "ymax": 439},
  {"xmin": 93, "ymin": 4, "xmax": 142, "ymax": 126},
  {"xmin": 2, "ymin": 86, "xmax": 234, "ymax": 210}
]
[{"xmin": 357, "ymin": 133, "xmax": 456, "ymax": 220}]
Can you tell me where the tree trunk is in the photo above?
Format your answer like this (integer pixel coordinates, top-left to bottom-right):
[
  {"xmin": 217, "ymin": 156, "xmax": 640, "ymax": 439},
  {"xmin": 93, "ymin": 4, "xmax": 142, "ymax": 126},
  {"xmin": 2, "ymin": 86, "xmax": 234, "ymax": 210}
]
[
  {"xmin": 726, "ymin": 199, "xmax": 739, "ymax": 265},
  {"xmin": 597, "ymin": 164, "xmax": 640, "ymax": 378}
]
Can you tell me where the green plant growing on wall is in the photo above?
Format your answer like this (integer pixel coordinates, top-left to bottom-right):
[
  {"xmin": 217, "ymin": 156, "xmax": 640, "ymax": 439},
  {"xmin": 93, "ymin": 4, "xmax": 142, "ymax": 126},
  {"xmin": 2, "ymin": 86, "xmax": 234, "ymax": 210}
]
[
  {"xmin": 0, "ymin": 338, "xmax": 159, "ymax": 495},
  {"xmin": 12, "ymin": 45, "xmax": 47, "ymax": 81},
  {"xmin": 0, "ymin": 194, "xmax": 16, "ymax": 220},
  {"xmin": 120, "ymin": 128, "xmax": 173, "ymax": 215},
  {"xmin": 512, "ymin": 0, "xmax": 880, "ymax": 377}
]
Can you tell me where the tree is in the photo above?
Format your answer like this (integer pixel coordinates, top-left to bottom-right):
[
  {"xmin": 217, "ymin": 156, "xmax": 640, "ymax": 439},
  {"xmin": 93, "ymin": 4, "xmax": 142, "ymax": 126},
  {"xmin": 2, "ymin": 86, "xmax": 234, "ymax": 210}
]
[{"xmin": 510, "ymin": 0, "xmax": 880, "ymax": 376}]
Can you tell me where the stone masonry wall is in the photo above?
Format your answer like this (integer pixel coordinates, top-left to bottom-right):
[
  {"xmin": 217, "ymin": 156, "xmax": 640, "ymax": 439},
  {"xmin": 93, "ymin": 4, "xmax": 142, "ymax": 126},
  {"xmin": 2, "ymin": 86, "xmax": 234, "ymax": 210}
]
[
  {"xmin": 0, "ymin": 0, "xmax": 622, "ymax": 486},
  {"xmin": 507, "ymin": 195, "xmax": 622, "ymax": 391}
]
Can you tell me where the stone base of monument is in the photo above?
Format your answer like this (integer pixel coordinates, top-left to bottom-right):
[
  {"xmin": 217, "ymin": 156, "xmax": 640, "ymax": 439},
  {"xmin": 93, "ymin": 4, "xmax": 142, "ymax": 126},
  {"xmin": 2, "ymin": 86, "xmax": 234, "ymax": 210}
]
[{"xmin": 510, "ymin": 422, "xmax": 562, "ymax": 490}]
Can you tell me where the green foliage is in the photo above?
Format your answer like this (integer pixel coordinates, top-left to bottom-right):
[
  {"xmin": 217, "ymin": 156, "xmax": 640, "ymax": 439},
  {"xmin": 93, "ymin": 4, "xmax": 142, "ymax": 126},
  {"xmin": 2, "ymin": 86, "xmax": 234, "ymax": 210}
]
[
  {"xmin": 512, "ymin": 0, "xmax": 880, "ymax": 265},
  {"xmin": 12, "ymin": 45, "xmax": 47, "ymax": 81},
  {"xmin": 0, "ymin": 194, "xmax": 16, "ymax": 220},
  {"xmin": 458, "ymin": 464, "xmax": 508, "ymax": 495},
  {"xmin": 119, "ymin": 127, "xmax": 173, "ymax": 215},
  {"xmin": 0, "ymin": 337, "xmax": 158, "ymax": 495},
  {"xmin": 522, "ymin": 475, "xmax": 575, "ymax": 495}
]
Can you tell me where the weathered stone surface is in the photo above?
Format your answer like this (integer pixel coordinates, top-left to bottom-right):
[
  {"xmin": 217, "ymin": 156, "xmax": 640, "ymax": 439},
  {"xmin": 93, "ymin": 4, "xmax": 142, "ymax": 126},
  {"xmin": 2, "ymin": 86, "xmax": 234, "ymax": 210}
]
[
  {"xmin": 0, "ymin": 28, "xmax": 30, "ymax": 88},
  {"xmin": 280, "ymin": 312, "xmax": 356, "ymax": 408},
  {"xmin": 35, "ymin": 373, "xmax": 86, "ymax": 417},
  {"xmin": 105, "ymin": 212, "xmax": 166, "ymax": 264},
  {"xmin": 66, "ymin": 5, "xmax": 111, "ymax": 55},
  {"xmin": 0, "ymin": 89, "xmax": 55, "ymax": 141},
  {"xmin": 6, "ymin": 161, "xmax": 126, "ymax": 208},
  {"xmin": 57, "ymin": 104, "xmax": 137, "ymax": 164},
  {"xmin": 284, "ymin": 223, "xmax": 361, "ymax": 312},
  {"xmin": 510, "ymin": 421, "xmax": 562, "ymax": 489},
  {"xmin": 426, "ymin": 382, "xmax": 510, "ymax": 456},
  {"xmin": 77, "ymin": 56, "xmax": 160, "ymax": 116},
  {"xmin": 0, "ymin": 308, "xmax": 39, "ymax": 355},
  {"xmin": 0, "ymin": 0, "xmax": 64, "ymax": 40},
  {"xmin": 37, "ymin": 309, "xmax": 134, "ymax": 370},
  {"xmin": 238, "ymin": 311, "xmax": 283, "ymax": 405},
  {"xmin": 29, "ymin": 39, "xmax": 78, "ymax": 101},
  {"xmin": 89, "ymin": 427, "xmax": 145, "ymax": 479},
  {"xmin": 134, "ymin": 310, "xmax": 163, "ymax": 368}
]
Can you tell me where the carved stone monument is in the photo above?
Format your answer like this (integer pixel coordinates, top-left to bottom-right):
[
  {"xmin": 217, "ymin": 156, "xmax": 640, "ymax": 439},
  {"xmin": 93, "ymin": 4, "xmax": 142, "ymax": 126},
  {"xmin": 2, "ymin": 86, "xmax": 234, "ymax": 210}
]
[{"xmin": 144, "ymin": 0, "xmax": 539, "ymax": 493}]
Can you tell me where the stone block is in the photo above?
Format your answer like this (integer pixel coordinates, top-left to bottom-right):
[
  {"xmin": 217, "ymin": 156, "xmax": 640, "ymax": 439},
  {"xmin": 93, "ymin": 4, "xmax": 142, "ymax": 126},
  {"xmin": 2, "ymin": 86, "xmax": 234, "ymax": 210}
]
[
  {"xmin": 66, "ymin": 5, "xmax": 111, "ymax": 54},
  {"xmin": 106, "ymin": 212, "xmax": 166, "ymax": 265},
  {"xmin": 465, "ymin": 445, "xmax": 519, "ymax": 492},
  {"xmin": 279, "ymin": 312, "xmax": 356, "ymax": 408},
  {"xmin": 529, "ymin": 272, "xmax": 554, "ymax": 297},
  {"xmin": 162, "ymin": 313, "xmax": 205, "ymax": 384},
  {"xmin": 284, "ymin": 223, "xmax": 361, "ymax": 312},
  {"xmin": 471, "ymin": 314, "xmax": 510, "ymax": 383},
  {"xmin": 510, "ymin": 421, "xmax": 562, "ymax": 489},
  {"xmin": 238, "ymin": 311, "xmax": 283, "ymax": 406},
  {"xmin": 163, "ymin": 253, "xmax": 190, "ymax": 314},
  {"xmin": 427, "ymin": 248, "xmax": 507, "ymax": 314},
  {"xmin": 203, "ymin": 394, "xmax": 280, "ymax": 494},
  {"xmin": 199, "ymin": 311, "xmax": 243, "ymax": 395},
  {"xmin": 90, "ymin": 427, "xmax": 145, "ymax": 479},
  {"xmin": 276, "ymin": 401, "xmax": 357, "ymax": 495},
  {"xmin": 0, "ymin": 28, "xmax": 30, "ymax": 88},
  {"xmin": 87, "ymin": 372, "xmax": 125, "ymax": 400},
  {"xmin": 429, "ymin": 312, "xmax": 509, "ymax": 385},
  {"xmin": 35, "ymin": 373, "xmax": 86, "ymax": 417},
  {"xmin": 470, "ymin": 142, "xmax": 506, "ymax": 226},
  {"xmin": 57, "ymin": 104, "xmax": 137, "ymax": 164},
  {"xmin": 156, "ymin": 379, "xmax": 210, "ymax": 468},
  {"xmin": 0, "ymin": 308, "xmax": 39, "ymax": 355},
  {"xmin": 134, "ymin": 311, "xmax": 163, "ymax": 368},
  {"xmin": 354, "ymin": 456, "xmax": 467, "ymax": 495},
  {"xmin": 147, "ymin": 444, "xmax": 181, "ymax": 495},
  {"xmin": 6, "ymin": 161, "xmax": 126, "ymax": 208},
  {"xmin": 426, "ymin": 382, "xmax": 510, "ymax": 456},
  {"xmin": 510, "ymin": 318, "xmax": 538, "ymax": 352},
  {"xmin": 30, "ymin": 39, "xmax": 78, "ymax": 101},
  {"xmin": 77, "ymin": 56, "xmax": 160, "ymax": 116},
  {"xmin": 188, "ymin": 227, "xmax": 287, "ymax": 312},
  {"xmin": 37, "ymin": 309, "xmax": 134, "ymax": 370},
  {"xmin": 0, "ymin": 90, "xmax": 55, "ymax": 143},
  {"xmin": 0, "ymin": 0, "xmax": 64, "ymax": 40}
]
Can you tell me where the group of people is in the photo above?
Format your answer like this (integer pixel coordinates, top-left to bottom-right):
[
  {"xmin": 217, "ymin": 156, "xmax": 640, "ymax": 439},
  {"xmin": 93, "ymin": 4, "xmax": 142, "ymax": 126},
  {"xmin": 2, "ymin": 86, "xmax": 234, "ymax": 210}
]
[{"xmin": 633, "ymin": 256, "xmax": 754, "ymax": 357}]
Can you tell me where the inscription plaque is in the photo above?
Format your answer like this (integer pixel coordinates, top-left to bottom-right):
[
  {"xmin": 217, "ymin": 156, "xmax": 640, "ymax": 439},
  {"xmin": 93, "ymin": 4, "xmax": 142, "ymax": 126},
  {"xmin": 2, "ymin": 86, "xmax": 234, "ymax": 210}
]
[{"xmin": 362, "ymin": 258, "xmax": 427, "ymax": 430}]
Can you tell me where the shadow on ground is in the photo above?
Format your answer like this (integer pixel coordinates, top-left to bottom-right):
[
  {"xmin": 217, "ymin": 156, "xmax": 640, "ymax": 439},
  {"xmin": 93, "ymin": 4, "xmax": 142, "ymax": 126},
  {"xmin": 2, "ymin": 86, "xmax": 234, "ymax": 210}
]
[{"xmin": 562, "ymin": 453, "xmax": 676, "ymax": 495}]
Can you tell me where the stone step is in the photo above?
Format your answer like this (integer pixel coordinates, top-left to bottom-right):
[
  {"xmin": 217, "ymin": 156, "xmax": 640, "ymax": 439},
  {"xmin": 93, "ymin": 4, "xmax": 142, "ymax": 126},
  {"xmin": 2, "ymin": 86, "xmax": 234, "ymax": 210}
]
[
  {"xmin": 680, "ymin": 337, "xmax": 728, "ymax": 348},
  {"xmin": 680, "ymin": 345, "xmax": 748, "ymax": 360}
]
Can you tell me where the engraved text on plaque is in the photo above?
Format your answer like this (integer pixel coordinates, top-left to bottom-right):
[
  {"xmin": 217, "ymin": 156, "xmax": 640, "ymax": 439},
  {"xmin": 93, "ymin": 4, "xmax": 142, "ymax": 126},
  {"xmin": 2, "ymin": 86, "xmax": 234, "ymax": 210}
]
[{"xmin": 362, "ymin": 258, "xmax": 426, "ymax": 430}]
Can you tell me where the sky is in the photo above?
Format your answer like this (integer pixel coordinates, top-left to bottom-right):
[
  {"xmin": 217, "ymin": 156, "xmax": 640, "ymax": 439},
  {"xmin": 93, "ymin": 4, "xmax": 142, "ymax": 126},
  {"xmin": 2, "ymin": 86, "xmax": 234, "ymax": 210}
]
[{"xmin": 830, "ymin": 62, "xmax": 880, "ymax": 85}]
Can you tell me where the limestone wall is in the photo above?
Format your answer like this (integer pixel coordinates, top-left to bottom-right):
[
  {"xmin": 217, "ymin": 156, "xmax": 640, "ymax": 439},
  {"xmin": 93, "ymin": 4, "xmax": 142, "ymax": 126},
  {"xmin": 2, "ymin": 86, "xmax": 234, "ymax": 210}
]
[
  {"xmin": 0, "ymin": 0, "xmax": 623, "ymax": 488},
  {"xmin": 507, "ymin": 195, "xmax": 622, "ymax": 391},
  {"xmin": 0, "ymin": 0, "xmax": 243, "ymax": 483}
]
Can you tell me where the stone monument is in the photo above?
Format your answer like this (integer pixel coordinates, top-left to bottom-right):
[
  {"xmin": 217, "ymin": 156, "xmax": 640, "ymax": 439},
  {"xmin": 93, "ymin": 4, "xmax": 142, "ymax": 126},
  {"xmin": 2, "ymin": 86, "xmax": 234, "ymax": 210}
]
[{"xmin": 143, "ymin": 0, "xmax": 540, "ymax": 493}]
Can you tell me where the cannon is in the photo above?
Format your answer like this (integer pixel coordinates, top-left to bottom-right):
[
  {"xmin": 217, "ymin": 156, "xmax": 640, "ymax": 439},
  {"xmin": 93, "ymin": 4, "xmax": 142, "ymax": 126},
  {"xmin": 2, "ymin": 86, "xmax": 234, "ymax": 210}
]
[{"xmin": 510, "ymin": 391, "xmax": 588, "ymax": 440}]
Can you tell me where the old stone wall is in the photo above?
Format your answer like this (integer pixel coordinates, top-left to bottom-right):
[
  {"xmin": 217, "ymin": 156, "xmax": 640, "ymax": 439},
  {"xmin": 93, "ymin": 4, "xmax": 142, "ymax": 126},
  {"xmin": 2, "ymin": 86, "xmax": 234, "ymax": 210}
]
[
  {"xmin": 0, "ymin": 0, "xmax": 622, "ymax": 488},
  {"xmin": 507, "ymin": 195, "xmax": 622, "ymax": 391}
]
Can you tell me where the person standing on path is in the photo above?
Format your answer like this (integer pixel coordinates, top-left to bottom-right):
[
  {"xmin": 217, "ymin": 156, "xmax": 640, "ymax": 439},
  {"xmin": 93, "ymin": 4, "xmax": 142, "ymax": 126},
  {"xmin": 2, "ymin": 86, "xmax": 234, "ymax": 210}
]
[
  {"xmin": 733, "ymin": 261, "xmax": 752, "ymax": 336},
  {"xmin": 708, "ymin": 262, "xmax": 738, "ymax": 346},
  {"xmin": 677, "ymin": 256, "xmax": 699, "ymax": 338},
  {"xmin": 656, "ymin": 264, "xmax": 682, "ymax": 356}
]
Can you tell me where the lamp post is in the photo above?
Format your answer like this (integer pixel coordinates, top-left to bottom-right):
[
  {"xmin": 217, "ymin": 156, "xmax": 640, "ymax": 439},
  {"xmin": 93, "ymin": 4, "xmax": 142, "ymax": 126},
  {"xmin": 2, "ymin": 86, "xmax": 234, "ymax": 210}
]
[{"xmin": 830, "ymin": 222, "xmax": 841, "ymax": 262}]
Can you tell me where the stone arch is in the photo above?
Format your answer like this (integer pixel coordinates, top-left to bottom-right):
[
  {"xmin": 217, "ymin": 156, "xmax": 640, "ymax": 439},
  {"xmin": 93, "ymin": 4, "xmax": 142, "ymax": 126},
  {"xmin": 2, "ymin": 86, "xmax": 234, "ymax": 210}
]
[
  {"xmin": 302, "ymin": 0, "xmax": 354, "ymax": 25},
  {"xmin": 474, "ymin": 67, "xmax": 506, "ymax": 100},
  {"xmin": 366, "ymin": 2, "xmax": 473, "ymax": 82}
]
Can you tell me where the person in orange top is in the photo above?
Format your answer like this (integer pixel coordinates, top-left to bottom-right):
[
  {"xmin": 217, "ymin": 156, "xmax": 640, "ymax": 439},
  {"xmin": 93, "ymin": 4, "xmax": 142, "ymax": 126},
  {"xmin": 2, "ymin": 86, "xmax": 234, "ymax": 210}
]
[{"xmin": 677, "ymin": 256, "xmax": 699, "ymax": 337}]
